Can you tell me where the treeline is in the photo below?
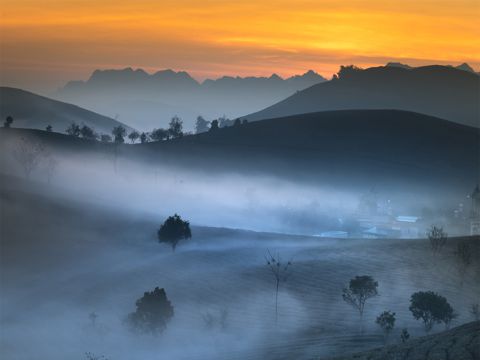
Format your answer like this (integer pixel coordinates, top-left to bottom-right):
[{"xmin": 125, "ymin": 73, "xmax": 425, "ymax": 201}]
[{"xmin": 1, "ymin": 114, "xmax": 249, "ymax": 144}]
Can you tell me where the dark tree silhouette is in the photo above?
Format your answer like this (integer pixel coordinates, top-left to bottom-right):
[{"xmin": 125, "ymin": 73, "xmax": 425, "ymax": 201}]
[
  {"xmin": 80, "ymin": 125, "xmax": 97, "ymax": 140},
  {"xmin": 209, "ymin": 119, "xmax": 219, "ymax": 131},
  {"xmin": 241, "ymin": 119, "xmax": 248, "ymax": 125},
  {"xmin": 150, "ymin": 128, "xmax": 169, "ymax": 141},
  {"xmin": 128, "ymin": 130, "xmax": 140, "ymax": 143},
  {"xmin": 195, "ymin": 116, "xmax": 210, "ymax": 134},
  {"xmin": 4, "ymin": 116, "xmax": 13, "ymax": 128},
  {"xmin": 342, "ymin": 275, "xmax": 378, "ymax": 322},
  {"xmin": 100, "ymin": 134, "xmax": 112, "ymax": 143},
  {"xmin": 400, "ymin": 328, "xmax": 410, "ymax": 343},
  {"xmin": 158, "ymin": 214, "xmax": 192, "ymax": 251},
  {"xmin": 409, "ymin": 291, "xmax": 455, "ymax": 332},
  {"xmin": 337, "ymin": 65, "xmax": 363, "ymax": 79},
  {"xmin": 376, "ymin": 311, "xmax": 396, "ymax": 343},
  {"xmin": 426, "ymin": 225, "xmax": 447, "ymax": 253},
  {"xmin": 140, "ymin": 132, "xmax": 148, "ymax": 143},
  {"xmin": 46, "ymin": 125, "xmax": 52, "ymax": 132},
  {"xmin": 233, "ymin": 118, "xmax": 241, "ymax": 127},
  {"xmin": 127, "ymin": 287, "xmax": 174, "ymax": 334},
  {"xmin": 168, "ymin": 116, "xmax": 183, "ymax": 139},
  {"xmin": 112, "ymin": 125, "xmax": 126, "ymax": 143},
  {"xmin": 265, "ymin": 250, "xmax": 293, "ymax": 324},
  {"xmin": 66, "ymin": 122, "xmax": 81, "ymax": 137}
]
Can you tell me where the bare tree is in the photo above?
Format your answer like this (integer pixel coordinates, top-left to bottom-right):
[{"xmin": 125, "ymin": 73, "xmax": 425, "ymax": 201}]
[
  {"xmin": 44, "ymin": 153, "xmax": 58, "ymax": 184},
  {"xmin": 265, "ymin": 249, "xmax": 293, "ymax": 324},
  {"xmin": 13, "ymin": 137, "xmax": 45, "ymax": 178},
  {"xmin": 426, "ymin": 225, "xmax": 447, "ymax": 254}
]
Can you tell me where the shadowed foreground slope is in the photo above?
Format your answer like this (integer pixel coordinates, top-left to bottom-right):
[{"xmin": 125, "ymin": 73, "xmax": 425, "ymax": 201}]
[{"xmin": 326, "ymin": 321, "xmax": 480, "ymax": 360}]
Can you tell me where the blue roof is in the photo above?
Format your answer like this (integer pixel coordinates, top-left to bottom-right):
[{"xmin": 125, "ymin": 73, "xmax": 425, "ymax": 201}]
[{"xmin": 395, "ymin": 216, "xmax": 419, "ymax": 223}]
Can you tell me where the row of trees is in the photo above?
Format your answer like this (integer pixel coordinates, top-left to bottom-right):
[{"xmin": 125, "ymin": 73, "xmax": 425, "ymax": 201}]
[
  {"xmin": 341, "ymin": 275, "xmax": 457, "ymax": 342},
  {"xmin": 195, "ymin": 115, "xmax": 248, "ymax": 134}
]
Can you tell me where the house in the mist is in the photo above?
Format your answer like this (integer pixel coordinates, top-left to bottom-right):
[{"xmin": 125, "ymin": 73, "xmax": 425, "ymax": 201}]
[
  {"xmin": 392, "ymin": 215, "xmax": 421, "ymax": 238},
  {"xmin": 470, "ymin": 185, "xmax": 480, "ymax": 235}
]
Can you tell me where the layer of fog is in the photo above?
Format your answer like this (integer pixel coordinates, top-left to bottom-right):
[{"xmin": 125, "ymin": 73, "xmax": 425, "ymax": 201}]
[
  {"xmin": 1, "ymin": 133, "xmax": 472, "ymax": 238},
  {"xmin": 1, "ymin": 133, "xmax": 478, "ymax": 360},
  {"xmin": 2, "ymin": 186, "xmax": 479, "ymax": 360}
]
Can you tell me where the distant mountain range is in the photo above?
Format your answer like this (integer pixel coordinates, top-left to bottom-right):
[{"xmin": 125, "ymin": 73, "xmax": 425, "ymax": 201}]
[
  {"xmin": 246, "ymin": 65, "xmax": 479, "ymax": 127},
  {"xmin": 0, "ymin": 87, "xmax": 134, "ymax": 134},
  {"xmin": 55, "ymin": 68, "xmax": 326, "ymax": 130}
]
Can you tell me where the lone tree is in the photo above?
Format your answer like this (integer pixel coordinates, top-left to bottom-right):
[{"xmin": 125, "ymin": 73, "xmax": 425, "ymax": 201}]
[
  {"xmin": 195, "ymin": 116, "xmax": 210, "ymax": 134},
  {"xmin": 409, "ymin": 291, "xmax": 455, "ymax": 332},
  {"xmin": 140, "ymin": 132, "xmax": 148, "ymax": 143},
  {"xmin": 157, "ymin": 214, "xmax": 192, "ymax": 251},
  {"xmin": 342, "ymin": 275, "xmax": 379, "ymax": 322},
  {"xmin": 376, "ymin": 311, "xmax": 396, "ymax": 343},
  {"xmin": 400, "ymin": 328, "xmax": 410, "ymax": 343},
  {"xmin": 265, "ymin": 250, "xmax": 293, "ymax": 324},
  {"xmin": 128, "ymin": 130, "xmax": 140, "ymax": 143},
  {"xmin": 46, "ymin": 125, "xmax": 53, "ymax": 132},
  {"xmin": 66, "ymin": 122, "xmax": 81, "ymax": 137},
  {"xmin": 127, "ymin": 287, "xmax": 174, "ymax": 334},
  {"xmin": 168, "ymin": 116, "xmax": 183, "ymax": 139},
  {"xmin": 112, "ymin": 125, "xmax": 126, "ymax": 143},
  {"xmin": 426, "ymin": 225, "xmax": 447, "ymax": 253},
  {"xmin": 209, "ymin": 119, "xmax": 219, "ymax": 131},
  {"xmin": 4, "ymin": 116, "xmax": 13, "ymax": 128}
]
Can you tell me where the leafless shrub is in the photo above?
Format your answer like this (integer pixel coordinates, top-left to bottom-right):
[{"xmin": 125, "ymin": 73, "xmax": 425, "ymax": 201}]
[
  {"xmin": 13, "ymin": 137, "xmax": 45, "ymax": 178},
  {"xmin": 265, "ymin": 249, "xmax": 293, "ymax": 323},
  {"xmin": 426, "ymin": 225, "xmax": 447, "ymax": 253}
]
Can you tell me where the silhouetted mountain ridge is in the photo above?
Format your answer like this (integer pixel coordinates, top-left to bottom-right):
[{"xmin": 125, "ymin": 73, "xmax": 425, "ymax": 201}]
[
  {"xmin": 56, "ymin": 68, "xmax": 326, "ymax": 130},
  {"xmin": 247, "ymin": 65, "xmax": 479, "ymax": 127}
]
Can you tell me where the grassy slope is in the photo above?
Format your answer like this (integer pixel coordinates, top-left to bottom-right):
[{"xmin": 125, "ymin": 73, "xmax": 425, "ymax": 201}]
[
  {"xmin": 325, "ymin": 321, "xmax": 480, "ymax": 360},
  {"xmin": 0, "ymin": 87, "xmax": 134, "ymax": 134},
  {"xmin": 1, "ymin": 174, "xmax": 479, "ymax": 360}
]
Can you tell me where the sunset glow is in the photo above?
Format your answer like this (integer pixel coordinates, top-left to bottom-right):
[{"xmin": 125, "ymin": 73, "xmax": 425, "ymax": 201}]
[{"xmin": 1, "ymin": 0, "xmax": 479, "ymax": 92}]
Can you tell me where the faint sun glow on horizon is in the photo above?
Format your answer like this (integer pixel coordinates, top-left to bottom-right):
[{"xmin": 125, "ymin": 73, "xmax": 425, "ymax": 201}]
[{"xmin": 0, "ymin": 0, "xmax": 479, "ymax": 92}]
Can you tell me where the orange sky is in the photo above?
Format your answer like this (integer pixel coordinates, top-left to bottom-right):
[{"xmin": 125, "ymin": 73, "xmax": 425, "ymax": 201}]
[{"xmin": 1, "ymin": 0, "xmax": 479, "ymax": 93}]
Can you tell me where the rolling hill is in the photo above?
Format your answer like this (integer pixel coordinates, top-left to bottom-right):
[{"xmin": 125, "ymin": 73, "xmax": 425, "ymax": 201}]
[
  {"xmin": 327, "ymin": 321, "xmax": 480, "ymax": 360},
  {"xmin": 246, "ymin": 65, "xmax": 480, "ymax": 128},
  {"xmin": 0, "ymin": 87, "xmax": 134, "ymax": 134},
  {"xmin": 135, "ymin": 109, "xmax": 479, "ymax": 188},
  {"xmin": 2, "ymin": 109, "xmax": 476, "ymax": 194}
]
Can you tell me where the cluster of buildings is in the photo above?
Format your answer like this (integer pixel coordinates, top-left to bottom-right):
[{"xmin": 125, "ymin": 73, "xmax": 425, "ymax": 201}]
[{"xmin": 320, "ymin": 186, "xmax": 480, "ymax": 239}]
